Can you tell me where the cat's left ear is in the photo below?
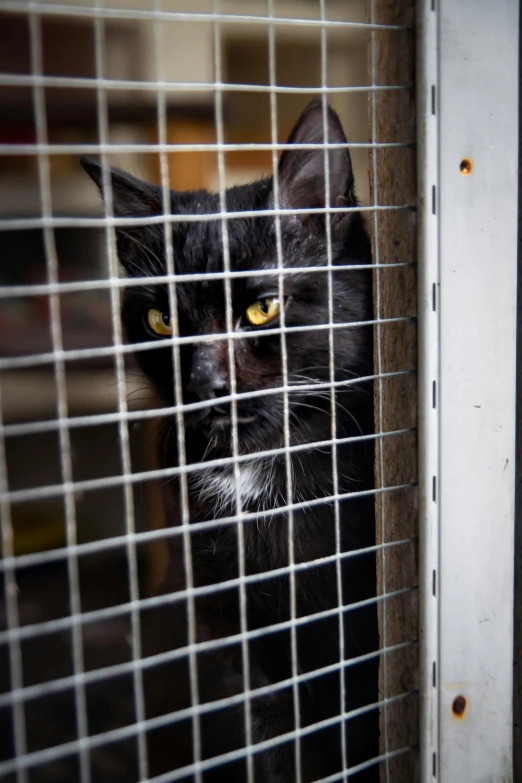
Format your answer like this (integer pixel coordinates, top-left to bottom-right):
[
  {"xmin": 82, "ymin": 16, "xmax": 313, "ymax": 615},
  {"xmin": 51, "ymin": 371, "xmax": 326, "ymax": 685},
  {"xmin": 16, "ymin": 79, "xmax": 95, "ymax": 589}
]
[
  {"xmin": 80, "ymin": 157, "xmax": 166, "ymax": 271},
  {"xmin": 277, "ymin": 101, "xmax": 354, "ymax": 231},
  {"xmin": 80, "ymin": 157, "xmax": 163, "ymax": 217}
]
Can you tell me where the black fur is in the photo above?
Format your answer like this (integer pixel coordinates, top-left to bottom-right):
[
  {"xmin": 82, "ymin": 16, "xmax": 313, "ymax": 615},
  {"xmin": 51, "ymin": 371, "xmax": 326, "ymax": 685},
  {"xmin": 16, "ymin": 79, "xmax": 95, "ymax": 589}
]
[{"xmin": 81, "ymin": 101, "xmax": 379, "ymax": 782}]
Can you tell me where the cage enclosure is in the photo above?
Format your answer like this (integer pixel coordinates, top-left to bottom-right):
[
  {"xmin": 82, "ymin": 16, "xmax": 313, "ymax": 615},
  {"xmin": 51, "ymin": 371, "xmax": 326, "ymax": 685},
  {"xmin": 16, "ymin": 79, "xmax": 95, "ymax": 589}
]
[{"xmin": 0, "ymin": 1, "xmax": 519, "ymax": 782}]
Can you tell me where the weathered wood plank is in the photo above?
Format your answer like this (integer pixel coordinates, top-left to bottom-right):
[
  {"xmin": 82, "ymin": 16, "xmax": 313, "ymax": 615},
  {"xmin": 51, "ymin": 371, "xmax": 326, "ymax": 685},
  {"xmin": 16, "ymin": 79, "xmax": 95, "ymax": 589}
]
[{"xmin": 366, "ymin": 2, "xmax": 419, "ymax": 780}]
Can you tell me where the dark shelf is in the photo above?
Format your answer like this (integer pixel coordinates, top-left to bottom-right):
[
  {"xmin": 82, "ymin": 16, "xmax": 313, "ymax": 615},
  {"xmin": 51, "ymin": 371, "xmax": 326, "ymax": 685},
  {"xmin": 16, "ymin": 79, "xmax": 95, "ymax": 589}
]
[{"xmin": 1, "ymin": 95, "xmax": 216, "ymax": 134}]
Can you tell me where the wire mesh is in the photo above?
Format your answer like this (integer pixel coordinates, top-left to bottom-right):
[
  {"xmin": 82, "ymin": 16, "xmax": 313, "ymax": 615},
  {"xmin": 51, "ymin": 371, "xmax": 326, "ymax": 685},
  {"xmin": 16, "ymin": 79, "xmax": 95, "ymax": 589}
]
[{"xmin": 0, "ymin": 1, "xmax": 418, "ymax": 782}]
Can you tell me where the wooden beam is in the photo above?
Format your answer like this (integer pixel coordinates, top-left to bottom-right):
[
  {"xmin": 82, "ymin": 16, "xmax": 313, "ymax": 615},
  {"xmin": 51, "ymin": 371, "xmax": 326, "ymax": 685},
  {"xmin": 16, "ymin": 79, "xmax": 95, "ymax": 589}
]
[{"xmin": 366, "ymin": 2, "xmax": 418, "ymax": 780}]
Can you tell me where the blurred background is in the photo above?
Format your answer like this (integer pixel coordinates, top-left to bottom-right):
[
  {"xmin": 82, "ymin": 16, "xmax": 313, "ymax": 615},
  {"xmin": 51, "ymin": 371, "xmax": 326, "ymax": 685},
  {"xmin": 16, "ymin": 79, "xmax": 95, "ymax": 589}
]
[{"xmin": 0, "ymin": 2, "xmax": 371, "ymax": 779}]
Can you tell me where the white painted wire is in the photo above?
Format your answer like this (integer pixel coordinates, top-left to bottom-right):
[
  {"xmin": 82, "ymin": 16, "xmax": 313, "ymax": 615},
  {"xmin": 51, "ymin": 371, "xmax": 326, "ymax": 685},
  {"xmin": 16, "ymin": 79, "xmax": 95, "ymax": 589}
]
[
  {"xmin": 0, "ymin": 3, "xmax": 410, "ymax": 30},
  {"xmin": 0, "ymin": 318, "xmax": 413, "ymax": 375},
  {"xmin": 212, "ymin": 5, "xmax": 255, "ymax": 780},
  {"xmin": 0, "ymin": 617, "xmax": 417, "ymax": 712},
  {"xmin": 92, "ymin": 6, "xmax": 150, "ymax": 778},
  {"xmin": 318, "ymin": 2, "xmax": 349, "ymax": 778},
  {"xmin": 0, "ymin": 501, "xmax": 414, "ymax": 586},
  {"xmin": 0, "ymin": 73, "xmax": 411, "ymax": 96},
  {"xmin": 153, "ymin": 4, "xmax": 203, "ymax": 780},
  {"xmin": 0, "ymin": 2, "xmax": 418, "ymax": 780},
  {"xmin": 370, "ymin": 1, "xmax": 391, "ymax": 780},
  {"xmin": 0, "ymin": 262, "xmax": 411, "ymax": 299},
  {"xmin": 0, "ymin": 140, "xmax": 410, "ymax": 158},
  {"xmin": 0, "ymin": 376, "xmax": 412, "ymax": 439},
  {"xmin": 28, "ymin": 9, "xmax": 91, "ymax": 782},
  {"xmin": 0, "ymin": 499, "xmax": 414, "ymax": 583},
  {"xmin": 0, "ymin": 464, "xmax": 414, "ymax": 522},
  {"xmin": 0, "ymin": 203, "xmax": 411, "ymax": 233},
  {"xmin": 0, "ymin": 570, "xmax": 415, "ymax": 653},
  {"xmin": 266, "ymin": 2, "xmax": 302, "ymax": 779}
]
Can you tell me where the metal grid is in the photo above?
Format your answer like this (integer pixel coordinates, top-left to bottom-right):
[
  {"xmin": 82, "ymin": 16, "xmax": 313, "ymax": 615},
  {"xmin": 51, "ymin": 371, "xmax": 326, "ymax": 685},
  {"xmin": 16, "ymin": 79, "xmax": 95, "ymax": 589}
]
[{"xmin": 0, "ymin": 2, "xmax": 418, "ymax": 782}]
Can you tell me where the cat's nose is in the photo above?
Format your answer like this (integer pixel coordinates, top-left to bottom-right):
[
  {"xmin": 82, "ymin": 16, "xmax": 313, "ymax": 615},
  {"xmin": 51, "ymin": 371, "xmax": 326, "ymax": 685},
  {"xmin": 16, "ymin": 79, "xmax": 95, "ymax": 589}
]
[{"xmin": 187, "ymin": 355, "xmax": 229, "ymax": 401}]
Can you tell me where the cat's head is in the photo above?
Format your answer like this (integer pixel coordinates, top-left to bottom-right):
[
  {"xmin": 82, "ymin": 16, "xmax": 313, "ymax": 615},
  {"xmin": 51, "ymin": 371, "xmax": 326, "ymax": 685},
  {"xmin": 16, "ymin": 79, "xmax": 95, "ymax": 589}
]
[{"xmin": 81, "ymin": 101, "xmax": 372, "ymax": 462}]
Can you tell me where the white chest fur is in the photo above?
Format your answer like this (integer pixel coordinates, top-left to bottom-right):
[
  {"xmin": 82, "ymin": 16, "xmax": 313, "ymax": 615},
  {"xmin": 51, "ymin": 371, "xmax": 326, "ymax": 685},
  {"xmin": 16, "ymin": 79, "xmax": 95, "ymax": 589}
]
[{"xmin": 190, "ymin": 460, "xmax": 275, "ymax": 516}]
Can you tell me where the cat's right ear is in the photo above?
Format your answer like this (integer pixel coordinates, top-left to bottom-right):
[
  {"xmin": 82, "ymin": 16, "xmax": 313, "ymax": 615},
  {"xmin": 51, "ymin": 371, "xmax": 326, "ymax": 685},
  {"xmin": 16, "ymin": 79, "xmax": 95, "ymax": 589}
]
[
  {"xmin": 80, "ymin": 157, "xmax": 163, "ymax": 269},
  {"xmin": 80, "ymin": 157, "xmax": 162, "ymax": 217},
  {"xmin": 277, "ymin": 101, "xmax": 354, "ymax": 233}
]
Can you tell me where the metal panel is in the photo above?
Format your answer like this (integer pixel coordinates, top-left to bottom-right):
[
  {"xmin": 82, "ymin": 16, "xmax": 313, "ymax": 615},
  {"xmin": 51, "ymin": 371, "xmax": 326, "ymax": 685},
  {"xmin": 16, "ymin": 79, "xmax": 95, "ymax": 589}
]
[{"xmin": 438, "ymin": 0, "xmax": 518, "ymax": 779}]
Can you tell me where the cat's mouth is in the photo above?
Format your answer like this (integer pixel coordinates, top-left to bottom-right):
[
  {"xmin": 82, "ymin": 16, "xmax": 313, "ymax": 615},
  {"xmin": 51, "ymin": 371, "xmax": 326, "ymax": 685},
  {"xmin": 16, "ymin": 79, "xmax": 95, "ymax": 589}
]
[
  {"xmin": 209, "ymin": 406, "xmax": 256, "ymax": 428},
  {"xmin": 191, "ymin": 404, "xmax": 256, "ymax": 429}
]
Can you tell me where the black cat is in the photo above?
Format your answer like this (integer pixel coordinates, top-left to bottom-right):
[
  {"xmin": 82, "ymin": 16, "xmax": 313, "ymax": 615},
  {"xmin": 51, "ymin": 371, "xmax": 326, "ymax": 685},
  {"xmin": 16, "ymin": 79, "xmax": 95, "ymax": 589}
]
[{"xmin": 81, "ymin": 100, "xmax": 379, "ymax": 783}]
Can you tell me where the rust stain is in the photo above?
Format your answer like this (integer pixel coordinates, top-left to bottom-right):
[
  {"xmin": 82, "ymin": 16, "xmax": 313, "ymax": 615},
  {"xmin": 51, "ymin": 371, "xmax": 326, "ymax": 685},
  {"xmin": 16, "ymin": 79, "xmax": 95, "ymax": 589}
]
[
  {"xmin": 451, "ymin": 694, "xmax": 467, "ymax": 719},
  {"xmin": 460, "ymin": 157, "xmax": 473, "ymax": 175}
]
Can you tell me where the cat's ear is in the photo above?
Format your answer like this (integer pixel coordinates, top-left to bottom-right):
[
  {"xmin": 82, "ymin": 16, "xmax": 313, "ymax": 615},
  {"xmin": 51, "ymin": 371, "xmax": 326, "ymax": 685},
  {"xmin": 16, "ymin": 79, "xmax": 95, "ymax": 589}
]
[
  {"xmin": 80, "ymin": 156, "xmax": 162, "ymax": 217},
  {"xmin": 277, "ymin": 101, "xmax": 354, "ymax": 231},
  {"xmin": 80, "ymin": 157, "xmax": 164, "ymax": 271}
]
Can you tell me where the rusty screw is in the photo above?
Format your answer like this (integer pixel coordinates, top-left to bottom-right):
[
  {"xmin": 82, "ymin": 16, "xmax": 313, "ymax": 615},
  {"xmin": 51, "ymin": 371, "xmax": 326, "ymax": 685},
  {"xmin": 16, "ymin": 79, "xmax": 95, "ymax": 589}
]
[{"xmin": 452, "ymin": 695, "xmax": 467, "ymax": 717}]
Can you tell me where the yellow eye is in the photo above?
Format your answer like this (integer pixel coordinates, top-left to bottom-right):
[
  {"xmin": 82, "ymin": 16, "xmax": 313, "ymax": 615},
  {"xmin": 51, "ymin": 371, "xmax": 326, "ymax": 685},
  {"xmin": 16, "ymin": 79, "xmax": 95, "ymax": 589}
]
[
  {"xmin": 147, "ymin": 308, "xmax": 172, "ymax": 336},
  {"xmin": 245, "ymin": 297, "xmax": 281, "ymax": 326}
]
